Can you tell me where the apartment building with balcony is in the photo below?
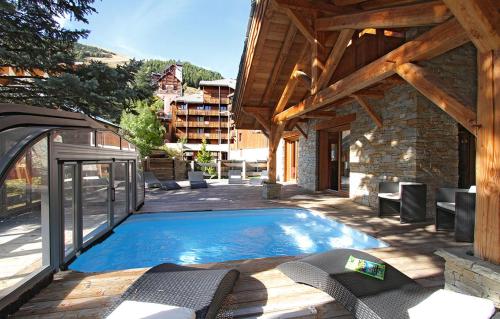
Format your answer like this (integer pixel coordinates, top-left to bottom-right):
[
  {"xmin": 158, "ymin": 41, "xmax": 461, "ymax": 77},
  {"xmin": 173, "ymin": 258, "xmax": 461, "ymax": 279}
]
[{"xmin": 168, "ymin": 79, "xmax": 235, "ymax": 159}]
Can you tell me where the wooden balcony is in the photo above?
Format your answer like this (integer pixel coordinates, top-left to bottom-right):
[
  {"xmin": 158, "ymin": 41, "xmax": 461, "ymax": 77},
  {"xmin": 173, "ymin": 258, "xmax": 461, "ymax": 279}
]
[
  {"xmin": 187, "ymin": 132, "xmax": 229, "ymax": 140},
  {"xmin": 175, "ymin": 120, "xmax": 229, "ymax": 128},
  {"xmin": 203, "ymin": 97, "xmax": 230, "ymax": 104},
  {"xmin": 189, "ymin": 109, "xmax": 222, "ymax": 116}
]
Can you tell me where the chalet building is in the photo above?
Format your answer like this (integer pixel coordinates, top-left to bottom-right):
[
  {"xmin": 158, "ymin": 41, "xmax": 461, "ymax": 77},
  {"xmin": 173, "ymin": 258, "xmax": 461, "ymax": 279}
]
[
  {"xmin": 152, "ymin": 62, "xmax": 183, "ymax": 117},
  {"xmin": 229, "ymin": 129, "xmax": 268, "ymax": 162},
  {"xmin": 233, "ymin": 0, "xmax": 500, "ymax": 281},
  {"xmin": 168, "ymin": 79, "xmax": 235, "ymax": 159}
]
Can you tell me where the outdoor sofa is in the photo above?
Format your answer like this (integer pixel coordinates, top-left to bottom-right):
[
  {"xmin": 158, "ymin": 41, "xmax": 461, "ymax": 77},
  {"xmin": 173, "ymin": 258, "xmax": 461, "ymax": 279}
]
[
  {"xmin": 435, "ymin": 186, "xmax": 476, "ymax": 242},
  {"xmin": 189, "ymin": 171, "xmax": 208, "ymax": 189},
  {"xmin": 106, "ymin": 263, "xmax": 239, "ymax": 319},
  {"xmin": 278, "ymin": 248, "xmax": 496, "ymax": 319},
  {"xmin": 378, "ymin": 182, "xmax": 427, "ymax": 223}
]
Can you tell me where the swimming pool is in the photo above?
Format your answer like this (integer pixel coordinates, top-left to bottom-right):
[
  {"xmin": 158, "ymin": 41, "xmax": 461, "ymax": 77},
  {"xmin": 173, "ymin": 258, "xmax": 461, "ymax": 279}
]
[{"xmin": 69, "ymin": 208, "xmax": 388, "ymax": 272}]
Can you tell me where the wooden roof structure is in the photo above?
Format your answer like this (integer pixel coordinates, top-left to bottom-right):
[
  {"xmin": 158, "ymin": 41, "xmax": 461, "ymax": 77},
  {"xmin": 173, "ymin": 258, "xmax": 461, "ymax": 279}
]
[{"xmin": 232, "ymin": 0, "xmax": 500, "ymax": 264}]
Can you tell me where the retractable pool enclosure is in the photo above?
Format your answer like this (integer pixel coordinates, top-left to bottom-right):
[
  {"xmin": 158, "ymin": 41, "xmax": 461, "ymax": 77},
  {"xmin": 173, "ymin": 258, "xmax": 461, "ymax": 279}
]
[{"xmin": 0, "ymin": 104, "xmax": 144, "ymax": 312}]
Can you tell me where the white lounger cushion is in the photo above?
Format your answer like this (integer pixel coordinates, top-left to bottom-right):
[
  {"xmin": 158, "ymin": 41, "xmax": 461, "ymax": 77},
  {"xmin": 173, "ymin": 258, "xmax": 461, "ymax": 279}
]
[
  {"xmin": 408, "ymin": 289, "xmax": 495, "ymax": 319},
  {"xmin": 436, "ymin": 201, "xmax": 456, "ymax": 212},
  {"xmin": 378, "ymin": 192, "xmax": 401, "ymax": 201},
  {"xmin": 106, "ymin": 301, "xmax": 196, "ymax": 319}
]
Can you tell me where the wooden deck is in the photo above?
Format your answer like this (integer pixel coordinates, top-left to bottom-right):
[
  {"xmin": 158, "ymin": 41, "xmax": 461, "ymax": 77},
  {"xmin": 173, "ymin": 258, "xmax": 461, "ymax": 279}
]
[{"xmin": 10, "ymin": 183, "xmax": 469, "ymax": 318}]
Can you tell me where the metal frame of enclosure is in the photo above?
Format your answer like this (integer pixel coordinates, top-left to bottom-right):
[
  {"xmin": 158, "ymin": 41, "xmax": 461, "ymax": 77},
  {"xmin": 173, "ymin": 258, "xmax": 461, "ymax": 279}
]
[{"xmin": 0, "ymin": 104, "xmax": 144, "ymax": 313}]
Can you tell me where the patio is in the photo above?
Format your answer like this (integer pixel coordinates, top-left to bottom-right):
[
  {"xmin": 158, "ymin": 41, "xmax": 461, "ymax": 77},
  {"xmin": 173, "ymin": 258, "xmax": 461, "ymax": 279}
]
[{"xmin": 11, "ymin": 183, "xmax": 469, "ymax": 318}]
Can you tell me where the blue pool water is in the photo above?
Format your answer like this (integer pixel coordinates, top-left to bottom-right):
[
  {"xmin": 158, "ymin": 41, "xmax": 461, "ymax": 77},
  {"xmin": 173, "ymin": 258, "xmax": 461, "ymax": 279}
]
[{"xmin": 69, "ymin": 208, "xmax": 388, "ymax": 272}]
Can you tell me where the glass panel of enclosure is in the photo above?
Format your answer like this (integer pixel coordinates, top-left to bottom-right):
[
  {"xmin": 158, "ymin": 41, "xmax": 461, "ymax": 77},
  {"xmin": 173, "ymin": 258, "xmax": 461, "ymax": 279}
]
[
  {"xmin": 81, "ymin": 163, "xmax": 110, "ymax": 244},
  {"xmin": 62, "ymin": 164, "xmax": 76, "ymax": 256},
  {"xmin": 53, "ymin": 130, "xmax": 95, "ymax": 146},
  {"xmin": 0, "ymin": 127, "xmax": 46, "ymax": 159},
  {"xmin": 96, "ymin": 131, "xmax": 121, "ymax": 150},
  {"xmin": 113, "ymin": 162, "xmax": 128, "ymax": 224},
  {"xmin": 128, "ymin": 162, "xmax": 135, "ymax": 212},
  {"xmin": 0, "ymin": 137, "xmax": 49, "ymax": 296},
  {"xmin": 136, "ymin": 161, "xmax": 145, "ymax": 205}
]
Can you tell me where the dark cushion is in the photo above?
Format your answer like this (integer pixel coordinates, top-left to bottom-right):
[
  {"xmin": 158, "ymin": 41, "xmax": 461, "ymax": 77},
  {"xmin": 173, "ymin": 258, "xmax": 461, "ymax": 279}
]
[{"xmin": 190, "ymin": 181, "xmax": 208, "ymax": 189}]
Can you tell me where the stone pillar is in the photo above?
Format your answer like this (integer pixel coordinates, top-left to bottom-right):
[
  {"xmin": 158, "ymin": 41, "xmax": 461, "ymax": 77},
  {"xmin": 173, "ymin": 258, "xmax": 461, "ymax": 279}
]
[{"xmin": 217, "ymin": 160, "xmax": 222, "ymax": 180}]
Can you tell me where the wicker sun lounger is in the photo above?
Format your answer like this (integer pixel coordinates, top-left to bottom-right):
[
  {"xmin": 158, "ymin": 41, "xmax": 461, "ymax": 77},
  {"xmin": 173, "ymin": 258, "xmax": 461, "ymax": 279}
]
[
  {"xmin": 106, "ymin": 263, "xmax": 239, "ymax": 319},
  {"xmin": 161, "ymin": 180, "xmax": 182, "ymax": 191},
  {"xmin": 144, "ymin": 171, "xmax": 162, "ymax": 189},
  {"xmin": 278, "ymin": 249, "xmax": 495, "ymax": 319}
]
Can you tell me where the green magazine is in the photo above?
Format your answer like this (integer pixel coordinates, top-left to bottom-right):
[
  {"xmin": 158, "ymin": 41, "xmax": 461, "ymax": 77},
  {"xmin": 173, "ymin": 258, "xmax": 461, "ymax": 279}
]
[{"xmin": 345, "ymin": 255, "xmax": 386, "ymax": 280}]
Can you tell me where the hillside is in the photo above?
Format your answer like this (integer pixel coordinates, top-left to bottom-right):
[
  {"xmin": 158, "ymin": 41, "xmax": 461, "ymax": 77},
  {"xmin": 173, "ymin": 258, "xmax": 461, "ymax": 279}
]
[{"xmin": 73, "ymin": 43, "xmax": 224, "ymax": 88}]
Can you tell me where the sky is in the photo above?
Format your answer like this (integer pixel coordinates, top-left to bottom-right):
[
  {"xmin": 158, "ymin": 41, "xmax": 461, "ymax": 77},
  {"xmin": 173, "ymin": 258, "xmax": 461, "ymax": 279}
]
[{"xmin": 62, "ymin": 0, "xmax": 252, "ymax": 78}]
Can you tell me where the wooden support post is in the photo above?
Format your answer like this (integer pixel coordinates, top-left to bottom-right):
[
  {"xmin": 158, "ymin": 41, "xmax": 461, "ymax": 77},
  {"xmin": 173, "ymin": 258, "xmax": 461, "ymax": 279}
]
[
  {"xmin": 268, "ymin": 123, "xmax": 285, "ymax": 183},
  {"xmin": 475, "ymin": 50, "xmax": 500, "ymax": 264}
]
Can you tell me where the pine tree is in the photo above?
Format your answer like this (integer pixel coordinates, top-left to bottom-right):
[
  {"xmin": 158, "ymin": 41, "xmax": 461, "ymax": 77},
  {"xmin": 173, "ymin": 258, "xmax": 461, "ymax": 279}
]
[{"xmin": 0, "ymin": 0, "xmax": 149, "ymax": 122}]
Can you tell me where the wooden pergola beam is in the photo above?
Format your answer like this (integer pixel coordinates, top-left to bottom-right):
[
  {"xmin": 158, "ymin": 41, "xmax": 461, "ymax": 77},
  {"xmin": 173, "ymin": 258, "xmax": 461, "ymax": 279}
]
[
  {"xmin": 262, "ymin": 23, "xmax": 298, "ymax": 105},
  {"xmin": 443, "ymin": 0, "xmax": 500, "ymax": 53},
  {"xmin": 301, "ymin": 111, "xmax": 337, "ymax": 118},
  {"xmin": 274, "ymin": 0, "xmax": 356, "ymax": 14},
  {"xmin": 282, "ymin": 7, "xmax": 317, "ymax": 47},
  {"xmin": 316, "ymin": 1, "xmax": 451, "ymax": 31},
  {"xmin": 474, "ymin": 49, "xmax": 500, "ymax": 264},
  {"xmin": 272, "ymin": 46, "xmax": 309, "ymax": 117},
  {"xmin": 316, "ymin": 29, "xmax": 355, "ymax": 91},
  {"xmin": 273, "ymin": 19, "xmax": 470, "ymax": 123},
  {"xmin": 396, "ymin": 63, "xmax": 477, "ymax": 135},
  {"xmin": 352, "ymin": 95, "xmax": 383, "ymax": 128},
  {"xmin": 315, "ymin": 113, "xmax": 356, "ymax": 131},
  {"xmin": 243, "ymin": 107, "xmax": 271, "ymax": 133}
]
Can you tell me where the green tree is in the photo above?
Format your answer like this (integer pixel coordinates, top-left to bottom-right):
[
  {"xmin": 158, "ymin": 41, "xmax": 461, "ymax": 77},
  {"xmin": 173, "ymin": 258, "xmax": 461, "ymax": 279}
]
[
  {"xmin": 197, "ymin": 139, "xmax": 215, "ymax": 177},
  {"xmin": 0, "ymin": 0, "xmax": 149, "ymax": 122},
  {"xmin": 120, "ymin": 99, "xmax": 165, "ymax": 157}
]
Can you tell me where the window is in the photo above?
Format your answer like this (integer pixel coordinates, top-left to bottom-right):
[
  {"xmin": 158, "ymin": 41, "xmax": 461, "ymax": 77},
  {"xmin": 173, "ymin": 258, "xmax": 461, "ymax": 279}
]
[
  {"xmin": 136, "ymin": 161, "xmax": 144, "ymax": 205},
  {"xmin": 53, "ymin": 130, "xmax": 95, "ymax": 146},
  {"xmin": 204, "ymin": 105, "xmax": 211, "ymax": 110},
  {"xmin": 220, "ymin": 106, "xmax": 227, "ymax": 111},
  {"xmin": 0, "ymin": 137, "xmax": 50, "ymax": 296},
  {"xmin": 196, "ymin": 128, "xmax": 204, "ymax": 134},
  {"xmin": 113, "ymin": 162, "xmax": 128, "ymax": 224},
  {"xmin": 96, "ymin": 131, "xmax": 121, "ymax": 149},
  {"xmin": 197, "ymin": 116, "xmax": 204, "ymax": 122}
]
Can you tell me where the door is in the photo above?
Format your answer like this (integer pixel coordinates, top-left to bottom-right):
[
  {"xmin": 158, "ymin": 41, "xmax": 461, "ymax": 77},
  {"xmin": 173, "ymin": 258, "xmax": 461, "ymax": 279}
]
[
  {"xmin": 318, "ymin": 129, "xmax": 350, "ymax": 195},
  {"xmin": 284, "ymin": 140, "xmax": 298, "ymax": 182}
]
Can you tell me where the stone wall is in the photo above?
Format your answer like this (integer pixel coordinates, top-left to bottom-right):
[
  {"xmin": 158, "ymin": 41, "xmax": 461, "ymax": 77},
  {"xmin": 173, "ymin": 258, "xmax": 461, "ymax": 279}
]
[
  {"xmin": 297, "ymin": 120, "xmax": 319, "ymax": 191},
  {"xmin": 437, "ymin": 248, "xmax": 500, "ymax": 308},
  {"xmin": 336, "ymin": 84, "xmax": 421, "ymax": 207},
  {"xmin": 292, "ymin": 44, "xmax": 476, "ymax": 217}
]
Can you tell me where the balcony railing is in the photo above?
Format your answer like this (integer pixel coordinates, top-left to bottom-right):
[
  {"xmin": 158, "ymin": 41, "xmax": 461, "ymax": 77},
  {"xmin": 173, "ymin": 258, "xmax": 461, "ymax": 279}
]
[
  {"xmin": 203, "ymin": 97, "xmax": 230, "ymax": 104},
  {"xmin": 175, "ymin": 120, "xmax": 229, "ymax": 128},
  {"xmin": 186, "ymin": 133, "xmax": 229, "ymax": 140}
]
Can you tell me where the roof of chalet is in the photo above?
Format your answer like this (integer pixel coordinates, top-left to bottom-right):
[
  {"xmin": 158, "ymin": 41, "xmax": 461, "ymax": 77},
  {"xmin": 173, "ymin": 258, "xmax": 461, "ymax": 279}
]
[
  {"xmin": 232, "ymin": 0, "xmax": 467, "ymax": 131},
  {"xmin": 199, "ymin": 78, "xmax": 236, "ymax": 90},
  {"xmin": 173, "ymin": 93, "xmax": 203, "ymax": 104}
]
